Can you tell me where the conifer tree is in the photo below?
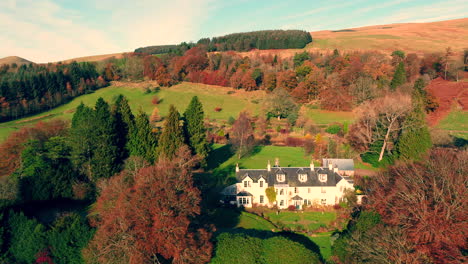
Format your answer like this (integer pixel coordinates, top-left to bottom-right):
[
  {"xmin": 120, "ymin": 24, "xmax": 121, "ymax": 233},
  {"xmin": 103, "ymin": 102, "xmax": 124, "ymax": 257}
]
[
  {"xmin": 91, "ymin": 98, "xmax": 120, "ymax": 179},
  {"xmin": 390, "ymin": 62, "xmax": 407, "ymax": 90},
  {"xmin": 156, "ymin": 105, "xmax": 184, "ymax": 159},
  {"xmin": 396, "ymin": 86, "xmax": 432, "ymax": 160},
  {"xmin": 113, "ymin": 95, "xmax": 135, "ymax": 161},
  {"xmin": 183, "ymin": 96, "xmax": 209, "ymax": 161},
  {"xmin": 128, "ymin": 110, "xmax": 157, "ymax": 163},
  {"xmin": 70, "ymin": 103, "xmax": 95, "ymax": 175}
]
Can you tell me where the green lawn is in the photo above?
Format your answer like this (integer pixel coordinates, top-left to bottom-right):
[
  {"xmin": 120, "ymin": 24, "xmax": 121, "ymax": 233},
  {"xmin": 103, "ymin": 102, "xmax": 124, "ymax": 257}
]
[
  {"xmin": 307, "ymin": 108, "xmax": 355, "ymax": 125},
  {"xmin": 0, "ymin": 82, "xmax": 264, "ymax": 142},
  {"xmin": 266, "ymin": 211, "xmax": 336, "ymax": 232},
  {"xmin": 309, "ymin": 232, "xmax": 333, "ymax": 260},
  {"xmin": 437, "ymin": 110, "xmax": 468, "ymax": 131},
  {"xmin": 237, "ymin": 211, "xmax": 276, "ymax": 231}
]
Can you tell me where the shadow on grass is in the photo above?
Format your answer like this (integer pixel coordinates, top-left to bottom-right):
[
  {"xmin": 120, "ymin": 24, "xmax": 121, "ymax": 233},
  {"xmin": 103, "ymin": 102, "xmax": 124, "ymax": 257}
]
[{"xmin": 206, "ymin": 144, "xmax": 235, "ymax": 171}]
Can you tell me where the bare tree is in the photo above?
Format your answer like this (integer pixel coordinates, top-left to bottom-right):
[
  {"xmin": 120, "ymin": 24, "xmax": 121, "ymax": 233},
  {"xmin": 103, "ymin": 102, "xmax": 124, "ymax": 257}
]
[{"xmin": 230, "ymin": 111, "xmax": 254, "ymax": 158}]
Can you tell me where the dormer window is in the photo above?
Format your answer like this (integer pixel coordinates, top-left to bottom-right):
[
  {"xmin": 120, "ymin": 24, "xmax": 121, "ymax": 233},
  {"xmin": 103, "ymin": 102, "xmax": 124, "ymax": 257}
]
[
  {"xmin": 298, "ymin": 173, "xmax": 307, "ymax": 182},
  {"xmin": 259, "ymin": 180, "xmax": 264, "ymax": 188},
  {"xmin": 276, "ymin": 173, "xmax": 285, "ymax": 182},
  {"xmin": 243, "ymin": 180, "xmax": 251, "ymax": 187},
  {"xmin": 318, "ymin": 174, "xmax": 327, "ymax": 183}
]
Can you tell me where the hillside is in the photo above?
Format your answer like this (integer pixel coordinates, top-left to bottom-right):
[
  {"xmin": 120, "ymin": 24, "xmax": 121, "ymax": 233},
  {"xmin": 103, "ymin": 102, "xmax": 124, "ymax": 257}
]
[
  {"xmin": 56, "ymin": 52, "xmax": 126, "ymax": 63},
  {"xmin": 309, "ymin": 18, "xmax": 468, "ymax": 55},
  {"xmin": 0, "ymin": 56, "xmax": 34, "ymax": 65}
]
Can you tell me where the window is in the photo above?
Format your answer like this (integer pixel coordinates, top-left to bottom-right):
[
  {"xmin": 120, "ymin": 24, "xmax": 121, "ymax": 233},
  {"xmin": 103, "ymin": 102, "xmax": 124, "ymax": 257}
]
[
  {"xmin": 304, "ymin": 199, "xmax": 311, "ymax": 205},
  {"xmin": 298, "ymin": 173, "xmax": 307, "ymax": 182},
  {"xmin": 276, "ymin": 173, "xmax": 285, "ymax": 182},
  {"xmin": 319, "ymin": 174, "xmax": 327, "ymax": 182},
  {"xmin": 280, "ymin": 189, "xmax": 284, "ymax": 195},
  {"xmin": 294, "ymin": 187, "xmax": 298, "ymax": 193},
  {"xmin": 308, "ymin": 188, "xmax": 311, "ymax": 193},
  {"xmin": 260, "ymin": 195, "xmax": 264, "ymax": 204},
  {"xmin": 321, "ymin": 199, "xmax": 326, "ymax": 205},
  {"xmin": 239, "ymin": 197, "xmax": 250, "ymax": 205},
  {"xmin": 280, "ymin": 200, "xmax": 284, "ymax": 206},
  {"xmin": 244, "ymin": 181, "xmax": 251, "ymax": 187},
  {"xmin": 259, "ymin": 181, "xmax": 263, "ymax": 188},
  {"xmin": 321, "ymin": 187, "xmax": 326, "ymax": 193}
]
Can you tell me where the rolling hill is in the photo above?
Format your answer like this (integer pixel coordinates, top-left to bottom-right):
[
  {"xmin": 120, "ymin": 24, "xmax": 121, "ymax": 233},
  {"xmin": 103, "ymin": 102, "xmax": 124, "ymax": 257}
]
[{"xmin": 0, "ymin": 56, "xmax": 34, "ymax": 65}]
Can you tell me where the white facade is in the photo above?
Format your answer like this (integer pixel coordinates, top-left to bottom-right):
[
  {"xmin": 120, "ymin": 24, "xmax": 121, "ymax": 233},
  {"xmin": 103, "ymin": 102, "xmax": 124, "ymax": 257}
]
[{"xmin": 230, "ymin": 161, "xmax": 354, "ymax": 209}]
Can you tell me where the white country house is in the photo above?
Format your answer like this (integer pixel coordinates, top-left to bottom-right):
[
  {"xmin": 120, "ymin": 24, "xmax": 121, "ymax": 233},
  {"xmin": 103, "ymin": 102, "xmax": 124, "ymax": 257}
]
[{"xmin": 221, "ymin": 159, "xmax": 354, "ymax": 209}]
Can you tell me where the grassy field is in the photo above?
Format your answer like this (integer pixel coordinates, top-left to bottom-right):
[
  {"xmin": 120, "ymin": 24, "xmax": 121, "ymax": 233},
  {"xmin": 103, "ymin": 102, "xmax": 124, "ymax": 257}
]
[
  {"xmin": 237, "ymin": 211, "xmax": 277, "ymax": 231},
  {"xmin": 309, "ymin": 232, "xmax": 333, "ymax": 260},
  {"xmin": 307, "ymin": 108, "xmax": 355, "ymax": 125},
  {"xmin": 437, "ymin": 110, "xmax": 468, "ymax": 131},
  {"xmin": 266, "ymin": 211, "xmax": 336, "ymax": 232},
  {"xmin": 0, "ymin": 82, "xmax": 265, "ymax": 142}
]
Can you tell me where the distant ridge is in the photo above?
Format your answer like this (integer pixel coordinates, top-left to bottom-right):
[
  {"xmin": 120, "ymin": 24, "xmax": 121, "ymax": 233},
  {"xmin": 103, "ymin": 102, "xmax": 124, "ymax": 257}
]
[{"xmin": 0, "ymin": 56, "xmax": 34, "ymax": 65}]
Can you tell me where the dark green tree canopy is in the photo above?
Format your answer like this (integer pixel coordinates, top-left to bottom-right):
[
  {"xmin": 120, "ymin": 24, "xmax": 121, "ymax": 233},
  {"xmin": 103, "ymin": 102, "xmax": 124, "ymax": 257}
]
[
  {"xmin": 156, "ymin": 105, "xmax": 185, "ymax": 159},
  {"xmin": 390, "ymin": 62, "xmax": 407, "ymax": 90},
  {"xmin": 183, "ymin": 96, "xmax": 210, "ymax": 160}
]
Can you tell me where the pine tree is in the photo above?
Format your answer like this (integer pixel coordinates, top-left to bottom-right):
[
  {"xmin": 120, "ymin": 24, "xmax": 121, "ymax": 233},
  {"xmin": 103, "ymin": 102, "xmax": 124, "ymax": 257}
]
[
  {"xmin": 390, "ymin": 62, "xmax": 407, "ymax": 91},
  {"xmin": 183, "ymin": 96, "xmax": 209, "ymax": 161},
  {"xmin": 128, "ymin": 110, "xmax": 157, "ymax": 162},
  {"xmin": 156, "ymin": 105, "xmax": 184, "ymax": 159},
  {"xmin": 396, "ymin": 87, "xmax": 432, "ymax": 160},
  {"xmin": 91, "ymin": 98, "xmax": 120, "ymax": 179},
  {"xmin": 70, "ymin": 103, "xmax": 95, "ymax": 176},
  {"xmin": 113, "ymin": 95, "xmax": 135, "ymax": 161}
]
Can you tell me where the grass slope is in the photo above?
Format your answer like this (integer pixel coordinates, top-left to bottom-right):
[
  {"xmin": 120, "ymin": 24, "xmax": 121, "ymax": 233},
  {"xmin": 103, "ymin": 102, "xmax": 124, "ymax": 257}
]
[{"xmin": 0, "ymin": 82, "xmax": 264, "ymax": 141}]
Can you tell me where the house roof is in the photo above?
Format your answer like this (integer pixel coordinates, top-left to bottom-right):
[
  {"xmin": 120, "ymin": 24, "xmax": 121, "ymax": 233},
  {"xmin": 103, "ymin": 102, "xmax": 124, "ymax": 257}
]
[
  {"xmin": 322, "ymin": 159, "xmax": 354, "ymax": 171},
  {"xmin": 236, "ymin": 167, "xmax": 344, "ymax": 187},
  {"xmin": 237, "ymin": 191, "xmax": 253, "ymax": 196},
  {"xmin": 291, "ymin": 195, "xmax": 303, "ymax": 200}
]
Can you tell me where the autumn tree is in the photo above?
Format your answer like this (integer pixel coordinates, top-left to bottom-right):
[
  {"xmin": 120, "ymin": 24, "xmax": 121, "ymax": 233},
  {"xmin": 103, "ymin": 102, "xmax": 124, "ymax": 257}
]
[
  {"xmin": 85, "ymin": 146, "xmax": 212, "ymax": 264},
  {"xmin": 320, "ymin": 73, "xmax": 352, "ymax": 111},
  {"xmin": 155, "ymin": 65, "xmax": 172, "ymax": 87},
  {"xmin": 368, "ymin": 149, "xmax": 467, "ymax": 263},
  {"xmin": 156, "ymin": 105, "xmax": 185, "ymax": 159},
  {"xmin": 149, "ymin": 106, "xmax": 161, "ymax": 124},
  {"xmin": 230, "ymin": 111, "xmax": 255, "ymax": 158},
  {"xmin": 276, "ymin": 70, "xmax": 297, "ymax": 91},
  {"xmin": 183, "ymin": 96, "xmax": 210, "ymax": 162},
  {"xmin": 263, "ymin": 88, "xmax": 298, "ymax": 121}
]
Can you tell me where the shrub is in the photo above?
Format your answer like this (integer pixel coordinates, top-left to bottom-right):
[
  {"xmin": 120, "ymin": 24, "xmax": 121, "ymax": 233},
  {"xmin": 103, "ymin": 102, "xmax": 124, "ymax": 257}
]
[
  {"xmin": 227, "ymin": 90, "xmax": 235, "ymax": 95},
  {"xmin": 214, "ymin": 107, "xmax": 222, "ymax": 112},
  {"xmin": 151, "ymin": 96, "xmax": 160, "ymax": 105},
  {"xmin": 287, "ymin": 205, "xmax": 296, "ymax": 211},
  {"xmin": 227, "ymin": 116, "xmax": 236, "ymax": 125},
  {"xmin": 285, "ymin": 137, "xmax": 304, "ymax": 147},
  {"xmin": 326, "ymin": 123, "xmax": 342, "ymax": 135}
]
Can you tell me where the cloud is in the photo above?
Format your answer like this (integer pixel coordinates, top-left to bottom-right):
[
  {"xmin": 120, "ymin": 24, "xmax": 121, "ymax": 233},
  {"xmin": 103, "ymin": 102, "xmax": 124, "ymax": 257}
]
[{"xmin": 0, "ymin": 0, "xmax": 214, "ymax": 63}]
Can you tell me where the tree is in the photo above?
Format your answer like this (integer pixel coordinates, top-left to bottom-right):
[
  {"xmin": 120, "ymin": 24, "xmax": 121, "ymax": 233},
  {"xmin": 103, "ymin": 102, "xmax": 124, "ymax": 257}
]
[
  {"xmin": 369, "ymin": 149, "xmax": 467, "ymax": 263},
  {"xmin": 85, "ymin": 146, "xmax": 212, "ymax": 264},
  {"xmin": 265, "ymin": 186, "xmax": 276, "ymax": 205},
  {"xmin": 113, "ymin": 95, "xmax": 135, "ymax": 161},
  {"xmin": 442, "ymin": 47, "xmax": 453, "ymax": 80},
  {"xmin": 183, "ymin": 96, "xmax": 210, "ymax": 162},
  {"xmin": 276, "ymin": 70, "xmax": 297, "ymax": 91},
  {"xmin": 390, "ymin": 62, "xmax": 406, "ymax": 91},
  {"xmin": 91, "ymin": 98, "xmax": 120, "ymax": 179},
  {"xmin": 396, "ymin": 86, "xmax": 432, "ymax": 160},
  {"xmin": 128, "ymin": 110, "xmax": 157, "ymax": 163},
  {"xmin": 231, "ymin": 111, "xmax": 254, "ymax": 159},
  {"xmin": 149, "ymin": 106, "xmax": 161, "ymax": 124},
  {"xmin": 156, "ymin": 105, "xmax": 185, "ymax": 159},
  {"xmin": 155, "ymin": 65, "xmax": 172, "ymax": 87},
  {"xmin": 263, "ymin": 88, "xmax": 298, "ymax": 120}
]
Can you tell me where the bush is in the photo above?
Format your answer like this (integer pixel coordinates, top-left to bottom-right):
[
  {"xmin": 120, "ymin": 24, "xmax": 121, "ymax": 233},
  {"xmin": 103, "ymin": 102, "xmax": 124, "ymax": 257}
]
[
  {"xmin": 325, "ymin": 123, "xmax": 342, "ymax": 135},
  {"xmin": 151, "ymin": 96, "xmax": 160, "ymax": 105},
  {"xmin": 227, "ymin": 116, "xmax": 236, "ymax": 125},
  {"xmin": 227, "ymin": 90, "xmax": 235, "ymax": 95},
  {"xmin": 285, "ymin": 137, "xmax": 304, "ymax": 147},
  {"xmin": 214, "ymin": 107, "xmax": 222, "ymax": 112},
  {"xmin": 287, "ymin": 205, "xmax": 296, "ymax": 211}
]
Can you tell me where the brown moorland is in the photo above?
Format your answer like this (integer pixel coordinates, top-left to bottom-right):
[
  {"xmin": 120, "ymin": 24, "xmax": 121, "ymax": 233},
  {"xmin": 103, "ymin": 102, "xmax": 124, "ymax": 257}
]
[{"xmin": 0, "ymin": 56, "xmax": 34, "ymax": 65}]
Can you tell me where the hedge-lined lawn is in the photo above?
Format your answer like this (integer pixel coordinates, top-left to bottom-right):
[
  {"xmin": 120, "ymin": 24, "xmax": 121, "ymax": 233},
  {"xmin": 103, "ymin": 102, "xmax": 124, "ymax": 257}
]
[
  {"xmin": 237, "ymin": 212, "xmax": 276, "ymax": 231},
  {"xmin": 309, "ymin": 232, "xmax": 333, "ymax": 260},
  {"xmin": 307, "ymin": 108, "xmax": 355, "ymax": 125},
  {"xmin": 0, "ymin": 82, "xmax": 264, "ymax": 142},
  {"xmin": 437, "ymin": 110, "xmax": 468, "ymax": 131},
  {"xmin": 266, "ymin": 211, "xmax": 336, "ymax": 232}
]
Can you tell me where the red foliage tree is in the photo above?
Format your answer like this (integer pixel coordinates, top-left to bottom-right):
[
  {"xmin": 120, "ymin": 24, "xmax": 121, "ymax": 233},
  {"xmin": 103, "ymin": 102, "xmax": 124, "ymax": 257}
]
[
  {"xmin": 155, "ymin": 65, "xmax": 173, "ymax": 87},
  {"xmin": 276, "ymin": 70, "xmax": 298, "ymax": 91},
  {"xmin": 85, "ymin": 146, "xmax": 212, "ymax": 264},
  {"xmin": 368, "ymin": 149, "xmax": 467, "ymax": 264},
  {"xmin": 319, "ymin": 73, "xmax": 352, "ymax": 111}
]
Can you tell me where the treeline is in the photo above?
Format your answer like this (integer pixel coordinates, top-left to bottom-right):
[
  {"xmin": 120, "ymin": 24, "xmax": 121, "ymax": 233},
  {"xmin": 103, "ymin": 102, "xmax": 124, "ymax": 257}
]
[
  {"xmin": 0, "ymin": 62, "xmax": 105, "ymax": 122},
  {"xmin": 134, "ymin": 29, "xmax": 312, "ymax": 54}
]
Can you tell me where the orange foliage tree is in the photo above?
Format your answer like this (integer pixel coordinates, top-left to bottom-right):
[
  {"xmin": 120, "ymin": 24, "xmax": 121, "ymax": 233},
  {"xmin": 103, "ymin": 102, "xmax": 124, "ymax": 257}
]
[{"xmin": 84, "ymin": 146, "xmax": 212, "ymax": 264}]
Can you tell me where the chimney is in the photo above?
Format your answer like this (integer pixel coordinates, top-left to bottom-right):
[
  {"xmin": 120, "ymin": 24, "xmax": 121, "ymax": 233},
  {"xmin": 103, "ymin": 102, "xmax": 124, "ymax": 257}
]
[
  {"xmin": 235, "ymin": 163, "xmax": 239, "ymax": 173},
  {"xmin": 275, "ymin": 158, "xmax": 280, "ymax": 167},
  {"xmin": 328, "ymin": 163, "xmax": 333, "ymax": 170},
  {"xmin": 267, "ymin": 160, "xmax": 271, "ymax": 172},
  {"xmin": 310, "ymin": 161, "xmax": 314, "ymax": 171},
  {"xmin": 333, "ymin": 166, "xmax": 338, "ymax": 173}
]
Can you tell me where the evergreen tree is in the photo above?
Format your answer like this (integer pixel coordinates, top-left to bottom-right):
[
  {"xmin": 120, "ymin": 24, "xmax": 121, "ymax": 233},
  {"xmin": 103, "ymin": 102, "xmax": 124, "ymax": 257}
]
[
  {"xmin": 128, "ymin": 110, "xmax": 157, "ymax": 162},
  {"xmin": 70, "ymin": 103, "xmax": 95, "ymax": 176},
  {"xmin": 156, "ymin": 105, "xmax": 184, "ymax": 159},
  {"xmin": 113, "ymin": 95, "xmax": 135, "ymax": 161},
  {"xmin": 390, "ymin": 62, "xmax": 407, "ymax": 90},
  {"xmin": 183, "ymin": 96, "xmax": 210, "ymax": 161},
  {"xmin": 90, "ymin": 98, "xmax": 120, "ymax": 179},
  {"xmin": 396, "ymin": 87, "xmax": 432, "ymax": 160}
]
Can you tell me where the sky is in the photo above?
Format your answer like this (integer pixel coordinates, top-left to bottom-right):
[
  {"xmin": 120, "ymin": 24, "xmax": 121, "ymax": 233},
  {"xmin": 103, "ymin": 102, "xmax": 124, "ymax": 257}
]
[{"xmin": 0, "ymin": 0, "xmax": 467, "ymax": 63}]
